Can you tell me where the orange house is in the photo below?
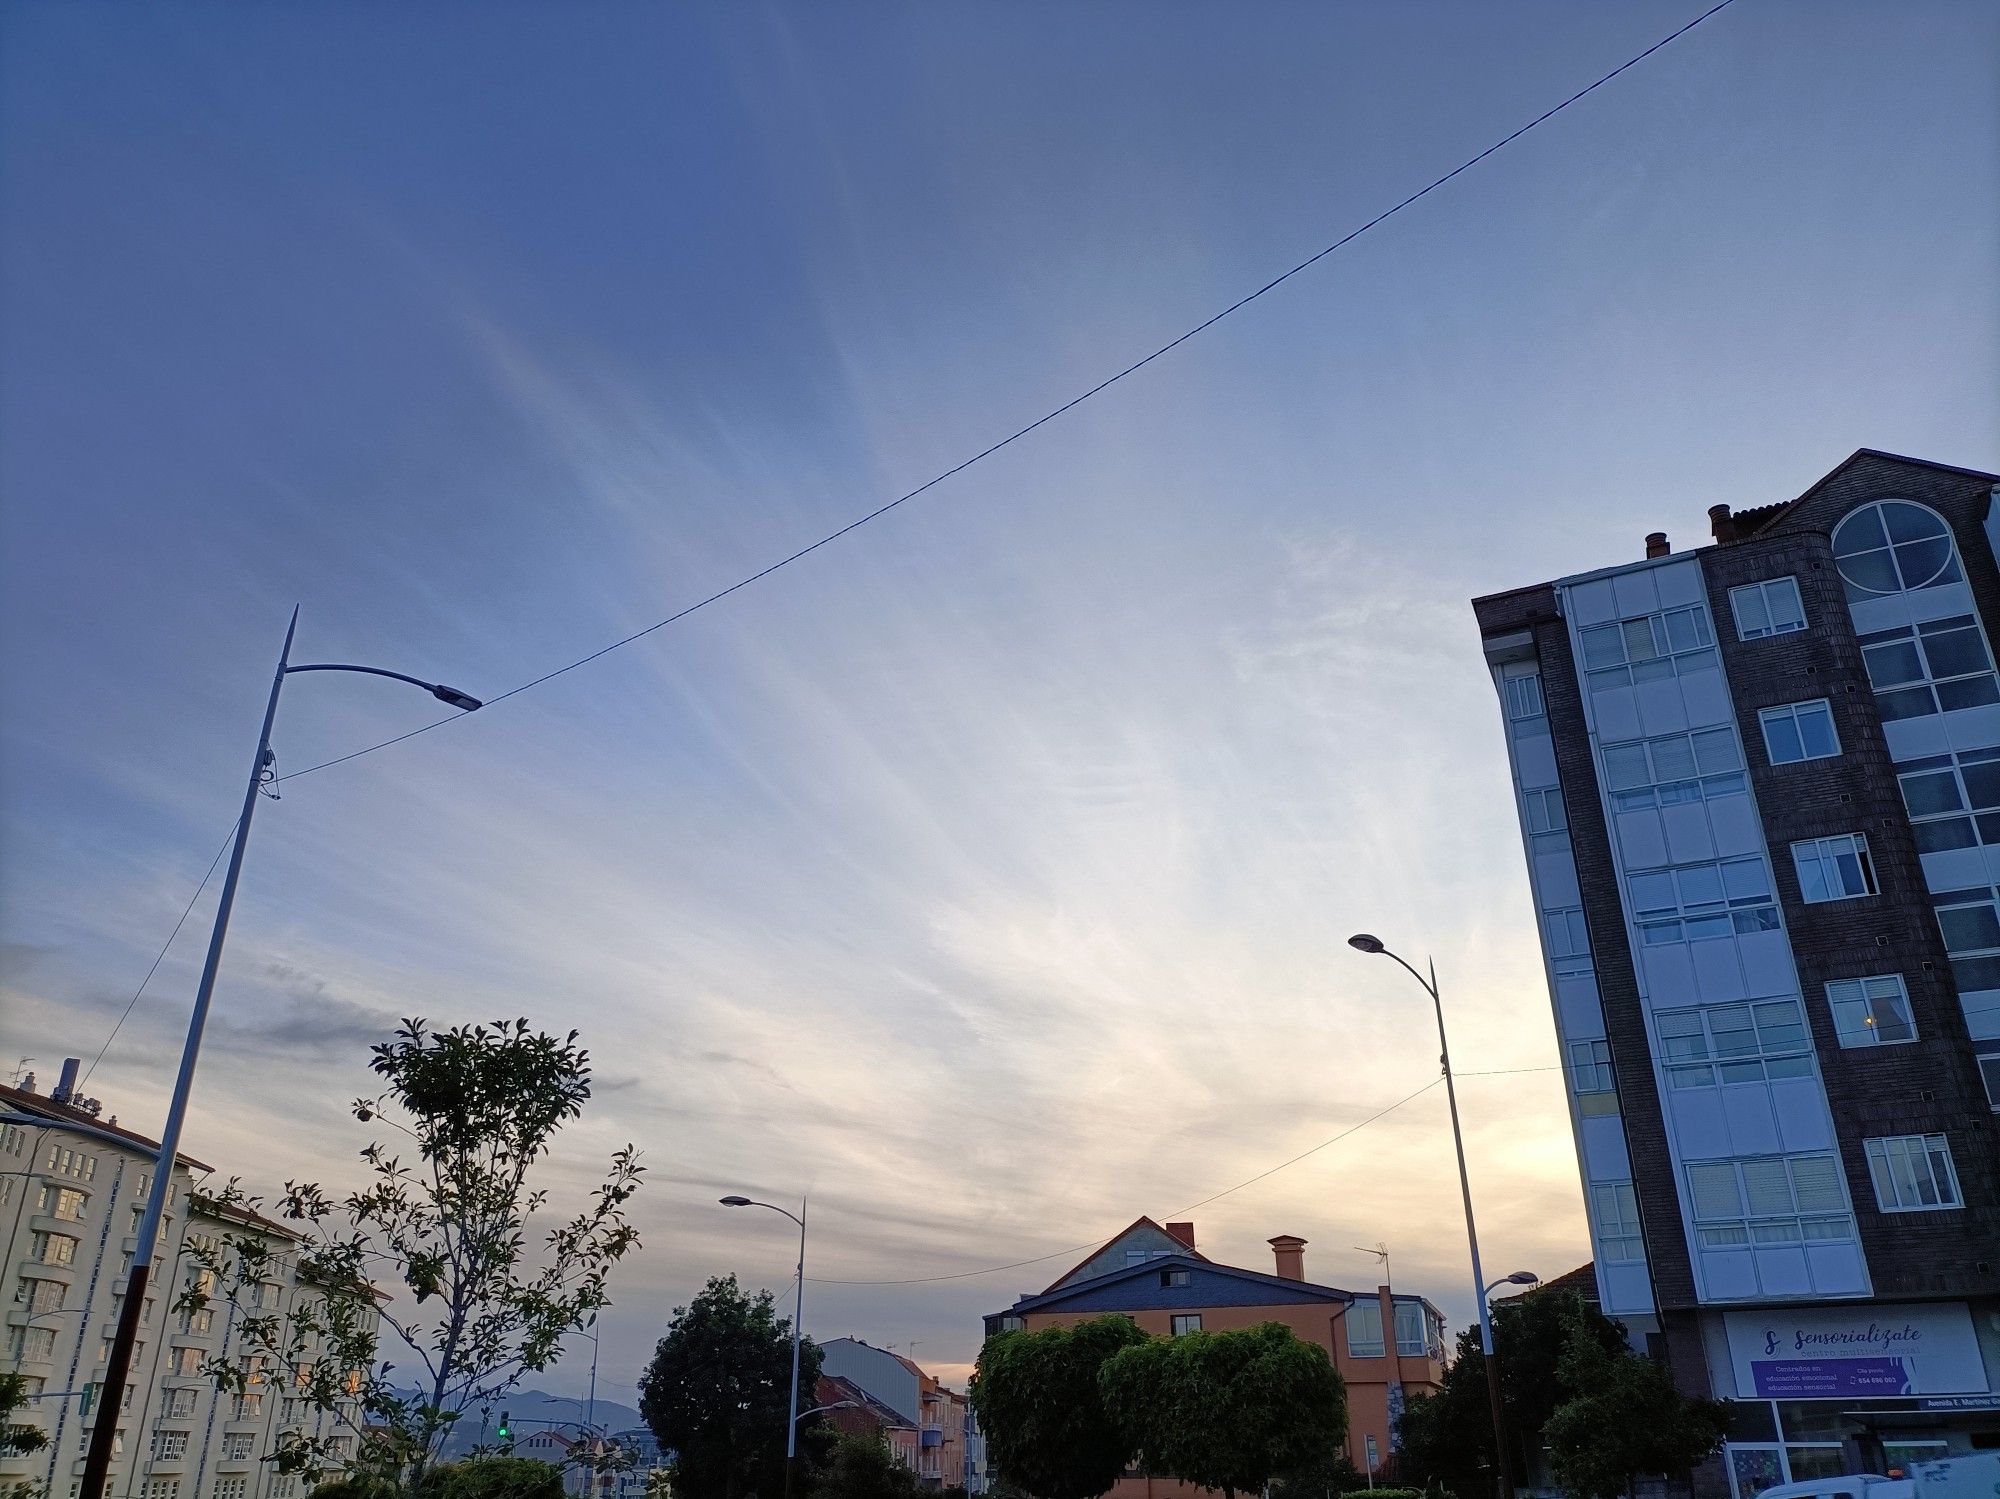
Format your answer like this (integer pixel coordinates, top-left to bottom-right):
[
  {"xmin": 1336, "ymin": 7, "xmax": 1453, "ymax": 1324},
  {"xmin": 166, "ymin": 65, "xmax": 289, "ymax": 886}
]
[{"xmin": 983, "ymin": 1218, "xmax": 1446, "ymax": 1493}]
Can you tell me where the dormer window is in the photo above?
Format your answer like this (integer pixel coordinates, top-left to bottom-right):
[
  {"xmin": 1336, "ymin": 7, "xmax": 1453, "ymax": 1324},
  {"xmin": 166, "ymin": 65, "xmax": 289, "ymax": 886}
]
[{"xmin": 1159, "ymin": 1268, "xmax": 1190, "ymax": 1288}]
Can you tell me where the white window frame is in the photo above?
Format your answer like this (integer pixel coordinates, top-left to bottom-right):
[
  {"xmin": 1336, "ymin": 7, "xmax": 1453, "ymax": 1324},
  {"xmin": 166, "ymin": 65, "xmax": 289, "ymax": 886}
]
[
  {"xmin": 1580, "ymin": 607, "xmax": 1717, "ymax": 691},
  {"xmin": 1833, "ymin": 500, "xmax": 1964, "ymax": 600},
  {"xmin": 1505, "ymin": 673, "xmax": 1545, "ymax": 721},
  {"xmin": 1758, "ymin": 701, "xmax": 1841, "ymax": 766},
  {"xmin": 1791, "ymin": 834, "xmax": 1878, "ymax": 903},
  {"xmin": 1864, "ymin": 1134, "xmax": 1963, "ymax": 1212},
  {"xmin": 1824, "ymin": 975, "xmax": 1917, "ymax": 1048},
  {"xmin": 1857, "ymin": 614, "xmax": 2000, "ymax": 722},
  {"xmin": 1393, "ymin": 1301, "xmax": 1428, "ymax": 1357},
  {"xmin": 1655, "ymin": 999, "xmax": 1813, "ymax": 1088},
  {"xmin": 1976, "ymin": 1041, "xmax": 2000, "ymax": 1112},
  {"xmin": 1592, "ymin": 1183, "xmax": 1645, "ymax": 1262},
  {"xmin": 1600, "ymin": 727, "xmax": 1746, "ymax": 811},
  {"xmin": 1684, "ymin": 1154, "xmax": 1854, "ymax": 1248},
  {"xmin": 1730, "ymin": 578, "xmax": 1808, "ymax": 640},
  {"xmin": 1568, "ymin": 1039, "xmax": 1614, "ymax": 1094},
  {"xmin": 1523, "ymin": 788, "xmax": 1567, "ymax": 835},
  {"xmin": 151, "ymin": 1431, "xmax": 190, "ymax": 1462},
  {"xmin": 1169, "ymin": 1314, "xmax": 1202, "ymax": 1336},
  {"xmin": 1630, "ymin": 855, "xmax": 1779, "ymax": 945},
  {"xmin": 1345, "ymin": 1297, "xmax": 1385, "ymax": 1358},
  {"xmin": 1543, "ymin": 906, "xmax": 1592, "ymax": 975},
  {"xmin": 1897, "ymin": 747, "xmax": 2000, "ymax": 854}
]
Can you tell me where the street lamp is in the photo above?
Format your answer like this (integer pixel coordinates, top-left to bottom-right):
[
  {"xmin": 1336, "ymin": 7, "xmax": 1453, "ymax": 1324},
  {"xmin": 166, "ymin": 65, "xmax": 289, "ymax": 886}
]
[
  {"xmin": 1347, "ymin": 934, "xmax": 1514, "ymax": 1499},
  {"xmin": 1484, "ymin": 1271, "xmax": 1539, "ymax": 1299},
  {"xmin": 719, "ymin": 1194, "xmax": 808, "ymax": 1499},
  {"xmin": 80, "ymin": 609, "xmax": 481, "ymax": 1499}
]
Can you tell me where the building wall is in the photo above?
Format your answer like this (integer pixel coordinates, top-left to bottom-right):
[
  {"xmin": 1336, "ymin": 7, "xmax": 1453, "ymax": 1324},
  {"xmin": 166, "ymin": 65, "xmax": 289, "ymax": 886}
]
[{"xmin": 2, "ymin": 1093, "xmax": 374, "ymax": 1499}]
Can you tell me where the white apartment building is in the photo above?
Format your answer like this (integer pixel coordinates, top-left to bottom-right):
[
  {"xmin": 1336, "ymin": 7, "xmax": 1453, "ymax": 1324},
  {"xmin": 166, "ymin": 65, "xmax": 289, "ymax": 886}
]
[{"xmin": 3, "ymin": 1063, "xmax": 374, "ymax": 1499}]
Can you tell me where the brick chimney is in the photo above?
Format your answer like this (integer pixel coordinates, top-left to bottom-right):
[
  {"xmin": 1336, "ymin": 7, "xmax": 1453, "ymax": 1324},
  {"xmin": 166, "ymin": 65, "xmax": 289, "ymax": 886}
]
[
  {"xmin": 1268, "ymin": 1235, "xmax": 1307, "ymax": 1281},
  {"xmin": 1709, "ymin": 504, "xmax": 1738, "ymax": 544},
  {"xmin": 1644, "ymin": 532, "xmax": 1670, "ymax": 559},
  {"xmin": 1164, "ymin": 1221, "xmax": 1196, "ymax": 1251}
]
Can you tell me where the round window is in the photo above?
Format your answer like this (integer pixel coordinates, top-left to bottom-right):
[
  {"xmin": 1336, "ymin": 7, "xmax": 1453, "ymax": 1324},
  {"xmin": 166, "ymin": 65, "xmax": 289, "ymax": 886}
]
[{"xmin": 1830, "ymin": 500, "xmax": 1960, "ymax": 596}]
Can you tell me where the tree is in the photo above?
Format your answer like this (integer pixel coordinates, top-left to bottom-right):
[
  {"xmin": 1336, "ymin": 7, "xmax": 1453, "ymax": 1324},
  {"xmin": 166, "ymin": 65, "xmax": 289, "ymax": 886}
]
[
  {"xmin": 2, "ymin": 1369, "xmax": 52, "ymax": 1499},
  {"xmin": 1396, "ymin": 1288, "xmax": 1629, "ymax": 1499},
  {"xmin": 1269, "ymin": 1448, "xmax": 1367, "ymax": 1499},
  {"xmin": 1100, "ymin": 1322, "xmax": 1345, "ymax": 1499},
  {"xmin": 414, "ymin": 1457, "xmax": 567, "ymax": 1499},
  {"xmin": 639, "ymin": 1274, "xmax": 825, "ymax": 1499},
  {"xmin": 1543, "ymin": 1310, "xmax": 1728, "ymax": 1499},
  {"xmin": 970, "ymin": 1317, "xmax": 1149, "ymax": 1499},
  {"xmin": 810, "ymin": 1433, "xmax": 923, "ymax": 1499},
  {"xmin": 181, "ymin": 1018, "xmax": 644, "ymax": 1487}
]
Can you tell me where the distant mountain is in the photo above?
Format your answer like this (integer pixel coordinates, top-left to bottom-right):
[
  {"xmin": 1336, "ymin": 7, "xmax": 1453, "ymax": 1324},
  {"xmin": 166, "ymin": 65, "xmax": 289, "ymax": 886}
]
[{"xmin": 389, "ymin": 1388, "xmax": 646, "ymax": 1458}]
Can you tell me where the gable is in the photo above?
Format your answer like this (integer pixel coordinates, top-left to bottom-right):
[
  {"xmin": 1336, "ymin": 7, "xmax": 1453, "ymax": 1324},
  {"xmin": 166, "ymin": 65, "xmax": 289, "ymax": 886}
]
[
  {"xmin": 1017, "ymin": 1255, "xmax": 1351, "ymax": 1319},
  {"xmin": 1045, "ymin": 1217, "xmax": 1201, "ymax": 1291},
  {"xmin": 1747, "ymin": 450, "xmax": 1998, "ymax": 543}
]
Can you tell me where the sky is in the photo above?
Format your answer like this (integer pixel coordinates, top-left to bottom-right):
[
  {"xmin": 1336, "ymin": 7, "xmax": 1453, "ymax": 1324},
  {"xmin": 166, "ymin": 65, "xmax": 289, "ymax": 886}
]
[{"xmin": 2, "ymin": 0, "xmax": 1997, "ymax": 1395}]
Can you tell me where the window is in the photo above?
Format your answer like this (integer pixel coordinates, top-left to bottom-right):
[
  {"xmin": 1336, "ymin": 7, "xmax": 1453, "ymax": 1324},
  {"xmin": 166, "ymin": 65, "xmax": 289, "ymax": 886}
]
[
  {"xmin": 1858, "ymin": 615, "xmax": 2000, "ymax": 721},
  {"xmin": 1, "ymin": 1122, "xmax": 26, "ymax": 1155},
  {"xmin": 1505, "ymin": 674, "xmax": 1545, "ymax": 721},
  {"xmin": 1684, "ymin": 1154, "xmax": 1854, "ymax": 1248},
  {"xmin": 1865, "ymin": 1134, "xmax": 1963, "ymax": 1211},
  {"xmin": 1977, "ymin": 1041, "xmax": 2000, "ymax": 1111},
  {"xmin": 1593, "ymin": 1183, "xmax": 1645, "ymax": 1262},
  {"xmin": 231, "ymin": 1392, "xmax": 264, "ymax": 1421},
  {"xmin": 221, "ymin": 1434, "xmax": 255, "ymax": 1461},
  {"xmin": 1824, "ymin": 976, "xmax": 1917, "ymax": 1048},
  {"xmin": 238, "ymin": 1355, "xmax": 268, "ymax": 1387},
  {"xmin": 152, "ymin": 1431, "xmax": 190, "ymax": 1462},
  {"xmin": 181, "ymin": 1306, "xmax": 213, "ymax": 1335},
  {"xmin": 140, "ymin": 1481, "xmax": 177, "ymax": 1499},
  {"xmin": 1897, "ymin": 747, "xmax": 2000, "ymax": 853},
  {"xmin": 1123, "ymin": 1249, "xmax": 1172, "ymax": 1268},
  {"xmin": 1394, "ymin": 1301, "xmax": 1430, "ymax": 1357},
  {"xmin": 1522, "ymin": 788, "xmax": 1567, "ymax": 835},
  {"xmin": 1543, "ymin": 907, "xmax": 1592, "ymax": 974},
  {"xmin": 1580, "ymin": 607, "xmax": 1716, "ymax": 690},
  {"xmin": 160, "ymin": 1388, "xmax": 199, "ymax": 1418},
  {"xmin": 216, "ymin": 1480, "xmax": 249, "ymax": 1499},
  {"xmin": 1629, "ymin": 856, "xmax": 1779, "ymax": 944},
  {"xmin": 1758, "ymin": 701, "xmax": 1840, "ymax": 765},
  {"xmin": 37, "ymin": 1184, "xmax": 87, "ymax": 1220},
  {"xmin": 1656, "ymin": 1000, "xmax": 1812, "ymax": 1088},
  {"xmin": 1568, "ymin": 1039, "xmax": 1614, "ymax": 1094},
  {"xmin": 1159, "ymin": 1268, "xmax": 1190, "ymax": 1288},
  {"xmin": 1731, "ymin": 578, "xmax": 1808, "ymax": 640},
  {"xmin": 1792, "ymin": 835, "xmax": 1877, "ymax": 903},
  {"xmin": 1345, "ymin": 1298, "xmax": 1385, "ymax": 1358},
  {"xmin": 17, "ymin": 1277, "xmax": 65, "ymax": 1315},
  {"xmin": 31, "ymin": 1231, "xmax": 78, "ymax": 1266},
  {"xmin": 1170, "ymin": 1314, "xmax": 1202, "ymax": 1336},
  {"xmin": 9, "ymin": 1327, "xmax": 56, "ymax": 1362},
  {"xmin": 1832, "ymin": 501, "xmax": 1963, "ymax": 602},
  {"xmin": 1600, "ymin": 727, "xmax": 1746, "ymax": 811},
  {"xmin": 15, "ymin": 1376, "xmax": 44, "ymax": 1399},
  {"xmin": 171, "ymin": 1347, "xmax": 203, "ymax": 1377}
]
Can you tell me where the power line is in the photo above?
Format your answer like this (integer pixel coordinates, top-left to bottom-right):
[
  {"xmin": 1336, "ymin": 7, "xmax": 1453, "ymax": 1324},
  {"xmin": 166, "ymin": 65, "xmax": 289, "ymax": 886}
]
[
  {"xmin": 808, "ymin": 1077, "xmax": 1442, "ymax": 1286},
  {"xmin": 271, "ymin": 0, "xmax": 1739, "ymax": 788}
]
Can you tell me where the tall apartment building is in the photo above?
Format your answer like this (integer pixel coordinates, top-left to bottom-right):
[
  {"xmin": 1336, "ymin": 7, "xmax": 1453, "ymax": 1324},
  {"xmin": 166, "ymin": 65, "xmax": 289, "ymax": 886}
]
[
  {"xmin": 1474, "ymin": 451, "xmax": 2000, "ymax": 1499},
  {"xmin": 815, "ymin": 1338, "xmax": 972, "ymax": 1490},
  {"xmin": 2, "ymin": 1064, "xmax": 374, "ymax": 1499}
]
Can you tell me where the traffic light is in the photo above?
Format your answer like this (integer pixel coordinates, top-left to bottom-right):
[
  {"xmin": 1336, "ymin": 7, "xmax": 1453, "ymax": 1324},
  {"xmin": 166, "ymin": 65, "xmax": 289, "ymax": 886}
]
[{"xmin": 496, "ymin": 1412, "xmax": 511, "ymax": 1442}]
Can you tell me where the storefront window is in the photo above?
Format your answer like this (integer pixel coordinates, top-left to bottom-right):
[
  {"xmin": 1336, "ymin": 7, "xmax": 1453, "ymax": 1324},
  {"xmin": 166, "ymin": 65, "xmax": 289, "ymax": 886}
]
[
  {"xmin": 1785, "ymin": 1447, "xmax": 1847, "ymax": 1481},
  {"xmin": 1728, "ymin": 1446, "xmax": 1784, "ymax": 1499}
]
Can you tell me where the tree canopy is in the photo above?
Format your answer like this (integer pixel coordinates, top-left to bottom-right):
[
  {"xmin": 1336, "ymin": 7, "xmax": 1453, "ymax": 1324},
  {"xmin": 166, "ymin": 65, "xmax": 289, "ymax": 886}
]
[
  {"xmin": 1543, "ymin": 1309, "xmax": 1728, "ymax": 1499},
  {"xmin": 971, "ymin": 1317, "xmax": 1150, "ymax": 1499},
  {"xmin": 639, "ymin": 1274, "xmax": 824, "ymax": 1499},
  {"xmin": 1100, "ymin": 1321, "xmax": 1345, "ymax": 1499},
  {"xmin": 809, "ymin": 1433, "xmax": 924, "ymax": 1499}
]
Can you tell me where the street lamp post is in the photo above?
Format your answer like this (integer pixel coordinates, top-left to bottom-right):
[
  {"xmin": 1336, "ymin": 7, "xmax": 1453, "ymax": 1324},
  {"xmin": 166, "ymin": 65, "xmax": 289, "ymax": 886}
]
[
  {"xmin": 1348, "ymin": 934, "xmax": 1514, "ymax": 1499},
  {"xmin": 78, "ymin": 610, "xmax": 481, "ymax": 1499},
  {"xmin": 719, "ymin": 1194, "xmax": 807, "ymax": 1499}
]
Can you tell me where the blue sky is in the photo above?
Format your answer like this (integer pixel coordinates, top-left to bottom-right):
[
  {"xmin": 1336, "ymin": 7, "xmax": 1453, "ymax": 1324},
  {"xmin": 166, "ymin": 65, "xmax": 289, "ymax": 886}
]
[{"xmin": 3, "ymin": 1, "xmax": 1996, "ymax": 1389}]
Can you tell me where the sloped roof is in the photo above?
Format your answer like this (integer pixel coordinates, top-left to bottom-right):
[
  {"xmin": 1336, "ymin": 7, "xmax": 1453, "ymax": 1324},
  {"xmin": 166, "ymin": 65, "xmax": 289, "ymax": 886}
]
[
  {"xmin": 1735, "ymin": 448, "xmax": 2000, "ymax": 540},
  {"xmin": 0, "ymin": 1082, "xmax": 215, "ymax": 1173},
  {"xmin": 999, "ymin": 1251, "xmax": 1357, "ymax": 1319},
  {"xmin": 1042, "ymin": 1215, "xmax": 1210, "ymax": 1292}
]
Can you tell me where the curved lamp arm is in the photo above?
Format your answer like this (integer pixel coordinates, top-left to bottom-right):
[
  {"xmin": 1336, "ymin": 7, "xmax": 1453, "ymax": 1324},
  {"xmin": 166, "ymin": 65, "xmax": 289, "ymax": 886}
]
[{"xmin": 287, "ymin": 663, "xmax": 482, "ymax": 712}]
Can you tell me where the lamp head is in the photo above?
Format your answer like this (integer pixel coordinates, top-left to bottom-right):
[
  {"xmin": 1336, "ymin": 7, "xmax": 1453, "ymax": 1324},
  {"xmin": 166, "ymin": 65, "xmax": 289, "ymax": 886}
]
[
  {"xmin": 719, "ymin": 1195, "xmax": 753, "ymax": 1207},
  {"xmin": 1347, "ymin": 933, "xmax": 1386, "ymax": 954},
  {"xmin": 1506, "ymin": 1270, "xmax": 1539, "ymax": 1285},
  {"xmin": 431, "ymin": 683, "xmax": 483, "ymax": 712}
]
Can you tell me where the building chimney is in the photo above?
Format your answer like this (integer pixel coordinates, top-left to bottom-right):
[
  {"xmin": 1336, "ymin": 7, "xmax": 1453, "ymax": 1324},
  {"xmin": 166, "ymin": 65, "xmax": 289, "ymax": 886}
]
[
  {"xmin": 1644, "ymin": 532, "xmax": 1670, "ymax": 559},
  {"xmin": 1269, "ymin": 1235, "xmax": 1307, "ymax": 1281},
  {"xmin": 53, "ymin": 1058, "xmax": 80, "ymax": 1104},
  {"xmin": 1164, "ymin": 1221, "xmax": 1196, "ymax": 1251},
  {"xmin": 1709, "ymin": 504, "xmax": 1738, "ymax": 544}
]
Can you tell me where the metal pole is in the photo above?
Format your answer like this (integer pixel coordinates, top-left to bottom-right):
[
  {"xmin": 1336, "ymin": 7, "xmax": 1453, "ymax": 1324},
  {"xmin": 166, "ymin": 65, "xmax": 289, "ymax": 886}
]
[
  {"xmin": 80, "ymin": 607, "xmax": 297, "ymax": 1499},
  {"xmin": 1426, "ymin": 958, "xmax": 1513, "ymax": 1499},
  {"xmin": 783, "ymin": 1196, "xmax": 806, "ymax": 1499},
  {"xmin": 586, "ymin": 1333, "xmax": 599, "ymax": 1499}
]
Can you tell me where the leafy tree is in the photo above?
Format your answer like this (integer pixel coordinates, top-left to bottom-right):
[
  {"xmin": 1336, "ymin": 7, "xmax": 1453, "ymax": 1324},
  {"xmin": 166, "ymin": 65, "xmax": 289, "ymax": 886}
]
[
  {"xmin": 2, "ymin": 1370, "xmax": 52, "ymax": 1499},
  {"xmin": 970, "ymin": 1317, "xmax": 1149, "ymax": 1499},
  {"xmin": 1543, "ymin": 1310, "xmax": 1727, "ymax": 1499},
  {"xmin": 1269, "ymin": 1448, "xmax": 1367, "ymax": 1499},
  {"xmin": 639, "ymin": 1274, "xmax": 825, "ymax": 1499},
  {"xmin": 414, "ymin": 1457, "xmax": 567, "ymax": 1499},
  {"xmin": 1100, "ymin": 1322, "xmax": 1345, "ymax": 1499},
  {"xmin": 181, "ymin": 1018, "xmax": 644, "ymax": 1487},
  {"xmin": 1396, "ymin": 1288, "xmax": 1628, "ymax": 1498},
  {"xmin": 810, "ymin": 1433, "xmax": 923, "ymax": 1499}
]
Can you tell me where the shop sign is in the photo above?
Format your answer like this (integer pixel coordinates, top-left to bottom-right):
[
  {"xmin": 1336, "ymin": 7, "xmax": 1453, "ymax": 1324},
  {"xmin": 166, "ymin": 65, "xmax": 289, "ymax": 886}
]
[{"xmin": 1723, "ymin": 1303, "xmax": 1988, "ymax": 1399}]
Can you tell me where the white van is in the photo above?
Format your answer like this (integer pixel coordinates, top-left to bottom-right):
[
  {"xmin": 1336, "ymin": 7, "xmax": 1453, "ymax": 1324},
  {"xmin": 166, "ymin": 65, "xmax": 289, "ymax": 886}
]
[{"xmin": 1757, "ymin": 1452, "xmax": 2000, "ymax": 1499}]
